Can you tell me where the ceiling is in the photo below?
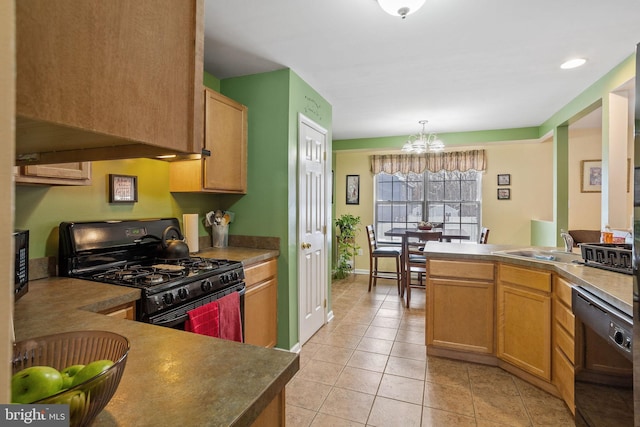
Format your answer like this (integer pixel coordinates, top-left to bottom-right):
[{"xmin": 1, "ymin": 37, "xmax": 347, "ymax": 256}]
[{"xmin": 203, "ymin": 0, "xmax": 640, "ymax": 141}]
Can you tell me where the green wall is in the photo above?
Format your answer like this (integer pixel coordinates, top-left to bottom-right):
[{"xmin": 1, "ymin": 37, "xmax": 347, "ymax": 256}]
[
  {"xmin": 15, "ymin": 158, "xmax": 222, "ymax": 258},
  {"xmin": 219, "ymin": 69, "xmax": 332, "ymax": 350}
]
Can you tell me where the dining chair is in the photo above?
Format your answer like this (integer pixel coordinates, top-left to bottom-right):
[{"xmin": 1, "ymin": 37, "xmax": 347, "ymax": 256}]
[
  {"xmin": 403, "ymin": 230, "xmax": 442, "ymax": 308},
  {"xmin": 479, "ymin": 227, "xmax": 490, "ymax": 244},
  {"xmin": 365, "ymin": 225, "xmax": 403, "ymax": 294}
]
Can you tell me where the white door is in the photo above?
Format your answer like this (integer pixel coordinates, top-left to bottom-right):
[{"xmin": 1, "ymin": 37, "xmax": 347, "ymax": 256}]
[{"xmin": 298, "ymin": 114, "xmax": 328, "ymax": 345}]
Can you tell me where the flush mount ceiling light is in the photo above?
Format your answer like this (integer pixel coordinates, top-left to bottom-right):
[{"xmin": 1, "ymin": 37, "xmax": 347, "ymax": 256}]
[
  {"xmin": 401, "ymin": 120, "xmax": 445, "ymax": 153},
  {"xmin": 377, "ymin": 0, "xmax": 426, "ymax": 19},
  {"xmin": 560, "ymin": 58, "xmax": 587, "ymax": 70}
]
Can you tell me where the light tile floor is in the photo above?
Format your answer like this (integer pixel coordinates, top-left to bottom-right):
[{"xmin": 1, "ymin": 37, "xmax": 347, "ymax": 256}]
[{"xmin": 286, "ymin": 274, "xmax": 576, "ymax": 427}]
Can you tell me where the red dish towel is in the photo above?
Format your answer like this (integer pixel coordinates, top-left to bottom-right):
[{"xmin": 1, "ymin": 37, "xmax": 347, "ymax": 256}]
[
  {"xmin": 184, "ymin": 300, "xmax": 220, "ymax": 337},
  {"xmin": 217, "ymin": 292, "xmax": 243, "ymax": 343}
]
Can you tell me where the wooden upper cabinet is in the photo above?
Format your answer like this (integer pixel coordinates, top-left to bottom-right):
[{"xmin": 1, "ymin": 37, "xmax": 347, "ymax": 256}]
[
  {"xmin": 170, "ymin": 89, "xmax": 248, "ymax": 194},
  {"xmin": 16, "ymin": 0, "xmax": 204, "ymax": 165},
  {"xmin": 15, "ymin": 162, "xmax": 92, "ymax": 186}
]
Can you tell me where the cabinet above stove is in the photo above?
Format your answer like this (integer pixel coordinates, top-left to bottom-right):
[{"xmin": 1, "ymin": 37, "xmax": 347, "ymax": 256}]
[{"xmin": 16, "ymin": 0, "xmax": 205, "ymax": 166}]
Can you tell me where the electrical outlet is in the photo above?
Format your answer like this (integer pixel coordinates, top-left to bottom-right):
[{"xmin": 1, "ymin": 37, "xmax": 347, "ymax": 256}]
[{"xmin": 358, "ymin": 249, "xmax": 363, "ymax": 256}]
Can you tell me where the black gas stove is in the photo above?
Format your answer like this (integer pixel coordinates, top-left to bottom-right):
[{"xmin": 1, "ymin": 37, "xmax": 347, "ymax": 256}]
[{"xmin": 58, "ymin": 218, "xmax": 245, "ymax": 328}]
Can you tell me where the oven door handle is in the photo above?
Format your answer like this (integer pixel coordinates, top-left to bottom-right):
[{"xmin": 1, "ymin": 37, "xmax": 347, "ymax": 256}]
[
  {"xmin": 146, "ymin": 284, "xmax": 246, "ymax": 330},
  {"xmin": 153, "ymin": 313, "xmax": 189, "ymax": 329}
]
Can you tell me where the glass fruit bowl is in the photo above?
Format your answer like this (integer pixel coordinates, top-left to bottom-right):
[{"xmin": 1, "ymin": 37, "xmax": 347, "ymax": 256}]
[{"xmin": 12, "ymin": 330, "xmax": 129, "ymax": 427}]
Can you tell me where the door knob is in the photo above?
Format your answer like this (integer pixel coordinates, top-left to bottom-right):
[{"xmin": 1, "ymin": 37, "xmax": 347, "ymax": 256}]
[{"xmin": 301, "ymin": 242, "xmax": 311, "ymax": 249}]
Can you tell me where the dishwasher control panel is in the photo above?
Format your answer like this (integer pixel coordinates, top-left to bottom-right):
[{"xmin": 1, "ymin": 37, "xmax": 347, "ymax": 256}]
[{"xmin": 609, "ymin": 320, "xmax": 633, "ymax": 356}]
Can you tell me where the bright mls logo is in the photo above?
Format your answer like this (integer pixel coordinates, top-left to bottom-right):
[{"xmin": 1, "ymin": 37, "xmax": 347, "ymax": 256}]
[{"xmin": 1, "ymin": 405, "xmax": 68, "ymax": 426}]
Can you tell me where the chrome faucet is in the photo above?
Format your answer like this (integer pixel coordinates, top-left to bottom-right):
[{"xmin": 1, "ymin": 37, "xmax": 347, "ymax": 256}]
[{"xmin": 560, "ymin": 230, "xmax": 574, "ymax": 253}]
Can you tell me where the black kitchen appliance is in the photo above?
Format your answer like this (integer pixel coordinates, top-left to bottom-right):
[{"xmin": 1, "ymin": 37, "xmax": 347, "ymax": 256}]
[
  {"xmin": 58, "ymin": 218, "xmax": 245, "ymax": 335},
  {"xmin": 580, "ymin": 242, "xmax": 633, "ymax": 275},
  {"xmin": 14, "ymin": 229, "xmax": 29, "ymax": 301},
  {"xmin": 572, "ymin": 286, "xmax": 634, "ymax": 426}
]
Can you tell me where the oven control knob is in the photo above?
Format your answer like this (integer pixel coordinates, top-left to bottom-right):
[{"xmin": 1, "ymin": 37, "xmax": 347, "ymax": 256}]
[
  {"xmin": 625, "ymin": 337, "xmax": 632, "ymax": 349},
  {"xmin": 178, "ymin": 288, "xmax": 189, "ymax": 300},
  {"xmin": 614, "ymin": 330, "xmax": 624, "ymax": 346},
  {"xmin": 221, "ymin": 274, "xmax": 229, "ymax": 284},
  {"xmin": 201, "ymin": 280, "xmax": 212, "ymax": 292},
  {"xmin": 163, "ymin": 293, "xmax": 174, "ymax": 305},
  {"xmin": 231, "ymin": 271, "xmax": 239, "ymax": 281}
]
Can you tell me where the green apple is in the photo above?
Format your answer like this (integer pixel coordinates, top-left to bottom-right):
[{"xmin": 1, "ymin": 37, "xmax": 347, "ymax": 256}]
[
  {"xmin": 53, "ymin": 389, "xmax": 87, "ymax": 426},
  {"xmin": 11, "ymin": 365, "xmax": 64, "ymax": 403},
  {"xmin": 61, "ymin": 364, "xmax": 85, "ymax": 389},
  {"xmin": 71, "ymin": 359, "xmax": 114, "ymax": 387}
]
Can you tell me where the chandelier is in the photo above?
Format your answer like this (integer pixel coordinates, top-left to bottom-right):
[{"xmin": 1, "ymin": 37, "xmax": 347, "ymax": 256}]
[
  {"xmin": 401, "ymin": 120, "xmax": 445, "ymax": 153},
  {"xmin": 377, "ymin": 0, "xmax": 426, "ymax": 19}
]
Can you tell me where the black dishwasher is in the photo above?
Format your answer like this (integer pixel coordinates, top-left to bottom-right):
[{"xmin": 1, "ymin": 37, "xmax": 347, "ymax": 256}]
[{"xmin": 572, "ymin": 286, "xmax": 634, "ymax": 426}]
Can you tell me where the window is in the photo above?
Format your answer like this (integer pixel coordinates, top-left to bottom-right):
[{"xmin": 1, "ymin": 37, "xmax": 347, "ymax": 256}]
[{"xmin": 374, "ymin": 169, "xmax": 482, "ymax": 243}]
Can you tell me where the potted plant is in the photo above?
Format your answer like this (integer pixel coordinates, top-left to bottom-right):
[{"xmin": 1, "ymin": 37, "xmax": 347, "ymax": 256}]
[{"xmin": 333, "ymin": 214, "xmax": 361, "ymax": 280}]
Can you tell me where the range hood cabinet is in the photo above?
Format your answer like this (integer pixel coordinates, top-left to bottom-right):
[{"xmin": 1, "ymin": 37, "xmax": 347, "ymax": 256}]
[{"xmin": 15, "ymin": 0, "xmax": 205, "ymax": 166}]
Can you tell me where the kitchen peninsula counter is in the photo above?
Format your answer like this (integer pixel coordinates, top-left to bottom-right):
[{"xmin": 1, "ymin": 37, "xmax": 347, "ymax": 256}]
[
  {"xmin": 422, "ymin": 242, "xmax": 632, "ymax": 316},
  {"xmin": 13, "ymin": 248, "xmax": 297, "ymax": 426}
]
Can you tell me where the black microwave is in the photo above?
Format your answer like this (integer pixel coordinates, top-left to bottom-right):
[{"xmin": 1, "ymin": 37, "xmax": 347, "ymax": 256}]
[{"xmin": 14, "ymin": 229, "xmax": 29, "ymax": 301}]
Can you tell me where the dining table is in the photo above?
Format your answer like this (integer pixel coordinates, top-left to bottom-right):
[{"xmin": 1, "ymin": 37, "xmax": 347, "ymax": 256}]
[
  {"xmin": 384, "ymin": 227, "xmax": 471, "ymax": 242},
  {"xmin": 384, "ymin": 227, "xmax": 470, "ymax": 306}
]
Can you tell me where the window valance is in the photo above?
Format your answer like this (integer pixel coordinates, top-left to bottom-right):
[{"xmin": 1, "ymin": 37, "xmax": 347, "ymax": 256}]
[{"xmin": 370, "ymin": 149, "xmax": 487, "ymax": 174}]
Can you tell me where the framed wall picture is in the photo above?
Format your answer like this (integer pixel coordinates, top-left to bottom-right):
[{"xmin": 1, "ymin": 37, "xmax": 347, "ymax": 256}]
[
  {"xmin": 109, "ymin": 174, "xmax": 138, "ymax": 203},
  {"xmin": 497, "ymin": 174, "xmax": 511, "ymax": 186},
  {"xmin": 346, "ymin": 174, "xmax": 360, "ymax": 205},
  {"xmin": 580, "ymin": 159, "xmax": 602, "ymax": 193},
  {"xmin": 497, "ymin": 188, "xmax": 510, "ymax": 200}
]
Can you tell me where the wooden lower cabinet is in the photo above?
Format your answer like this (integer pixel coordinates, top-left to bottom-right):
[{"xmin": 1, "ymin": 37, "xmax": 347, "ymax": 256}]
[
  {"xmin": 244, "ymin": 258, "xmax": 278, "ymax": 348},
  {"xmin": 552, "ymin": 276, "xmax": 575, "ymax": 414},
  {"xmin": 100, "ymin": 302, "xmax": 135, "ymax": 320},
  {"xmin": 497, "ymin": 264, "xmax": 552, "ymax": 381},
  {"xmin": 427, "ymin": 259, "xmax": 495, "ymax": 358},
  {"xmin": 251, "ymin": 389, "xmax": 285, "ymax": 427}
]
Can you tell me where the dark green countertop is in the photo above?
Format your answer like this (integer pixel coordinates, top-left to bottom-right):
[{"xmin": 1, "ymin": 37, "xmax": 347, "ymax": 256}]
[
  {"xmin": 13, "ymin": 247, "xmax": 297, "ymax": 427},
  {"xmin": 422, "ymin": 242, "xmax": 633, "ymax": 316}
]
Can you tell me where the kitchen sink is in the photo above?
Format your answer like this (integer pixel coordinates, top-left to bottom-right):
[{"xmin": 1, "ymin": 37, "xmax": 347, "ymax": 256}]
[{"xmin": 494, "ymin": 249, "xmax": 583, "ymax": 264}]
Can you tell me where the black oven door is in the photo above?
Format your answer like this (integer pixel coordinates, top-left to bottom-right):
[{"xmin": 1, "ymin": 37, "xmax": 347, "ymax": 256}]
[
  {"xmin": 573, "ymin": 286, "xmax": 634, "ymax": 426},
  {"xmin": 144, "ymin": 283, "xmax": 245, "ymax": 341}
]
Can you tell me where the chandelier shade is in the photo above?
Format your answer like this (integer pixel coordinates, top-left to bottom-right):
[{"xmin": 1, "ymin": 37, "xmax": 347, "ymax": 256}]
[
  {"xmin": 377, "ymin": 0, "xmax": 426, "ymax": 19},
  {"xmin": 401, "ymin": 120, "xmax": 445, "ymax": 153}
]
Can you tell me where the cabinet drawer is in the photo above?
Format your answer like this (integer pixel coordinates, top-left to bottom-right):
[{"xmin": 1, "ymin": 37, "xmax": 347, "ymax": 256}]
[
  {"xmin": 244, "ymin": 258, "xmax": 277, "ymax": 287},
  {"xmin": 429, "ymin": 260, "xmax": 494, "ymax": 280},
  {"xmin": 499, "ymin": 264, "xmax": 551, "ymax": 292},
  {"xmin": 554, "ymin": 299, "xmax": 575, "ymax": 338},
  {"xmin": 554, "ymin": 321, "xmax": 575, "ymax": 363},
  {"xmin": 553, "ymin": 346, "xmax": 575, "ymax": 414},
  {"xmin": 554, "ymin": 276, "xmax": 573, "ymax": 307}
]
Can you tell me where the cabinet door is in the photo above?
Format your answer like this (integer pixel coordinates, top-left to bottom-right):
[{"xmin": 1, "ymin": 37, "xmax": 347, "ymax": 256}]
[
  {"xmin": 428, "ymin": 277, "xmax": 494, "ymax": 354},
  {"xmin": 100, "ymin": 302, "xmax": 135, "ymax": 320},
  {"xmin": 203, "ymin": 89, "xmax": 247, "ymax": 193},
  {"xmin": 16, "ymin": 162, "xmax": 91, "ymax": 185},
  {"xmin": 244, "ymin": 278, "xmax": 278, "ymax": 348},
  {"xmin": 497, "ymin": 282, "xmax": 551, "ymax": 380},
  {"xmin": 244, "ymin": 258, "xmax": 278, "ymax": 347},
  {"xmin": 17, "ymin": 0, "xmax": 204, "ymax": 162}
]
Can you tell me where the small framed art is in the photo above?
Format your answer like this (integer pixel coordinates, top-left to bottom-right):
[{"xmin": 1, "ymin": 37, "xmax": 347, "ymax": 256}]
[
  {"xmin": 346, "ymin": 175, "xmax": 360, "ymax": 205},
  {"xmin": 497, "ymin": 188, "xmax": 510, "ymax": 200},
  {"xmin": 580, "ymin": 159, "xmax": 602, "ymax": 193},
  {"xmin": 497, "ymin": 174, "xmax": 511, "ymax": 186},
  {"xmin": 109, "ymin": 174, "xmax": 138, "ymax": 203}
]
